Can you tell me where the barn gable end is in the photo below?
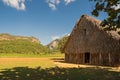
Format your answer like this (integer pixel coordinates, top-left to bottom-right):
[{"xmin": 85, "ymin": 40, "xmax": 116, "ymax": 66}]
[{"xmin": 63, "ymin": 15, "xmax": 120, "ymax": 66}]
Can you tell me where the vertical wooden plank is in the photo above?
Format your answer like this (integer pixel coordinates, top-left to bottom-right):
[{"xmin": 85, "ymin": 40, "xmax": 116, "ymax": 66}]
[
  {"xmin": 99, "ymin": 53, "xmax": 101, "ymax": 65},
  {"xmin": 109, "ymin": 53, "xmax": 111, "ymax": 66}
]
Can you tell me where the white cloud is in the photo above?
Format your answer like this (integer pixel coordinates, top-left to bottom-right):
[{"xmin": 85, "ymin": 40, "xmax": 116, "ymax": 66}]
[
  {"xmin": 112, "ymin": 4, "xmax": 120, "ymax": 10},
  {"xmin": 61, "ymin": 33, "xmax": 70, "ymax": 37},
  {"xmin": 48, "ymin": 2, "xmax": 56, "ymax": 10},
  {"xmin": 51, "ymin": 33, "xmax": 70, "ymax": 40},
  {"xmin": 114, "ymin": 4, "xmax": 120, "ymax": 10},
  {"xmin": 64, "ymin": 0, "xmax": 75, "ymax": 5},
  {"xmin": 46, "ymin": 0, "xmax": 76, "ymax": 10},
  {"xmin": 2, "ymin": 0, "xmax": 26, "ymax": 10},
  {"xmin": 46, "ymin": 0, "xmax": 61, "ymax": 10},
  {"xmin": 52, "ymin": 36, "xmax": 60, "ymax": 40}
]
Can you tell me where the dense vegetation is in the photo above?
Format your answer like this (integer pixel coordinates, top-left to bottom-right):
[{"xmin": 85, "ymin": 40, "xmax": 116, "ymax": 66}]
[
  {"xmin": 0, "ymin": 33, "xmax": 69, "ymax": 54},
  {"xmin": 90, "ymin": 0, "xmax": 120, "ymax": 32},
  {"xmin": 0, "ymin": 33, "xmax": 40, "ymax": 43},
  {"xmin": 51, "ymin": 35, "xmax": 69, "ymax": 53},
  {"xmin": 57, "ymin": 35, "xmax": 69, "ymax": 52},
  {"xmin": 0, "ymin": 33, "xmax": 50, "ymax": 54},
  {"xmin": 0, "ymin": 39, "xmax": 49, "ymax": 54}
]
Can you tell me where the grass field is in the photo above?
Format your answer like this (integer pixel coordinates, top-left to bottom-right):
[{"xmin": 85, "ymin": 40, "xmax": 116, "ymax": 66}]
[
  {"xmin": 0, "ymin": 53, "xmax": 120, "ymax": 80},
  {"xmin": 0, "ymin": 53, "xmax": 64, "ymax": 69},
  {"xmin": 0, "ymin": 53, "xmax": 64, "ymax": 58}
]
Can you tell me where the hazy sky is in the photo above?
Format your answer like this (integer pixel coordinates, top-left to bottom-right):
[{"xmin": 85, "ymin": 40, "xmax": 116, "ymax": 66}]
[{"xmin": 0, "ymin": 0, "xmax": 107, "ymax": 45}]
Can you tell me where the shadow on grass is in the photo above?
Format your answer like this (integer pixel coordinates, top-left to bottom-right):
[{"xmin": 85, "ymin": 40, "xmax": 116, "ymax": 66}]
[
  {"xmin": 0, "ymin": 66, "xmax": 120, "ymax": 80},
  {"xmin": 51, "ymin": 58, "xmax": 65, "ymax": 63}
]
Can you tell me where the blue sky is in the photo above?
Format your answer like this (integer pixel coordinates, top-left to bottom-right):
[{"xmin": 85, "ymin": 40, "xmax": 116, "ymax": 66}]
[{"xmin": 0, "ymin": 0, "xmax": 107, "ymax": 45}]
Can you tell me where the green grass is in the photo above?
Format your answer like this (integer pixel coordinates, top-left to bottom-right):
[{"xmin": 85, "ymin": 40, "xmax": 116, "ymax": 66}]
[{"xmin": 0, "ymin": 53, "xmax": 64, "ymax": 58}]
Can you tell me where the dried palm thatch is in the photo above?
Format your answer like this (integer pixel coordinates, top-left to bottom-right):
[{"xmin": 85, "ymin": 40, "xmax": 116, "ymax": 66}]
[{"xmin": 62, "ymin": 15, "xmax": 120, "ymax": 66}]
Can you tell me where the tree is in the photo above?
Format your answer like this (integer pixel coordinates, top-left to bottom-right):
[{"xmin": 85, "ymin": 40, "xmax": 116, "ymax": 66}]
[
  {"xmin": 58, "ymin": 35, "xmax": 69, "ymax": 52},
  {"xmin": 90, "ymin": 0, "xmax": 120, "ymax": 32}
]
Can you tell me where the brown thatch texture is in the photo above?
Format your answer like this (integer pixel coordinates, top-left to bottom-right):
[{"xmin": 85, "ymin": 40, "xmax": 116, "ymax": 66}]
[
  {"xmin": 63, "ymin": 14, "xmax": 120, "ymax": 66},
  {"xmin": 63, "ymin": 15, "xmax": 120, "ymax": 54}
]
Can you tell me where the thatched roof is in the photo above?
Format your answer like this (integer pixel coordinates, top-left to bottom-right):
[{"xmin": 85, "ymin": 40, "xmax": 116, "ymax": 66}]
[
  {"xmin": 63, "ymin": 14, "xmax": 120, "ymax": 54},
  {"xmin": 108, "ymin": 31, "xmax": 120, "ymax": 40}
]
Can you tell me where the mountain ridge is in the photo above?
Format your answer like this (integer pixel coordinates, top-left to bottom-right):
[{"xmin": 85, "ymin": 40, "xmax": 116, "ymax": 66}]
[{"xmin": 0, "ymin": 33, "xmax": 40, "ymax": 43}]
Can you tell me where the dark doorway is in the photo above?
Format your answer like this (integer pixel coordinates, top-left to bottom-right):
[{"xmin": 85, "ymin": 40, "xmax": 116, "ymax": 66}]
[{"xmin": 85, "ymin": 52, "xmax": 90, "ymax": 63}]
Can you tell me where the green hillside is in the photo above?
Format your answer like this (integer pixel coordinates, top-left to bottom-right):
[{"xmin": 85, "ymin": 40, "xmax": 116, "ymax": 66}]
[
  {"xmin": 0, "ymin": 33, "xmax": 40, "ymax": 43},
  {"xmin": 0, "ymin": 33, "xmax": 48, "ymax": 54}
]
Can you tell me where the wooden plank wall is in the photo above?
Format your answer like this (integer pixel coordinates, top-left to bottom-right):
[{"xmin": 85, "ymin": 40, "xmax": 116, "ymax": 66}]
[{"xmin": 65, "ymin": 53, "xmax": 119, "ymax": 66}]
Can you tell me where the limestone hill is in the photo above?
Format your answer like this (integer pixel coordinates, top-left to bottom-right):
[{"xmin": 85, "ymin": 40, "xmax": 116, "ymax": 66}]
[
  {"xmin": 0, "ymin": 33, "xmax": 48, "ymax": 54},
  {"xmin": 47, "ymin": 35, "xmax": 69, "ymax": 51},
  {"xmin": 0, "ymin": 33, "xmax": 40, "ymax": 43}
]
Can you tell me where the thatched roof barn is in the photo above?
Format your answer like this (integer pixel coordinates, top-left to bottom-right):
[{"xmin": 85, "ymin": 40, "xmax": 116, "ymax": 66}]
[{"xmin": 62, "ymin": 15, "xmax": 120, "ymax": 66}]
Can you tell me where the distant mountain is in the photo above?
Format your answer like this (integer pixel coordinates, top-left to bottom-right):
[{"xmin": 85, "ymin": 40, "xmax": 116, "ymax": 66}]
[
  {"xmin": 0, "ymin": 33, "xmax": 48, "ymax": 54},
  {"xmin": 0, "ymin": 33, "xmax": 40, "ymax": 43},
  {"xmin": 47, "ymin": 35, "xmax": 69, "ymax": 51},
  {"xmin": 47, "ymin": 39, "xmax": 60, "ymax": 50}
]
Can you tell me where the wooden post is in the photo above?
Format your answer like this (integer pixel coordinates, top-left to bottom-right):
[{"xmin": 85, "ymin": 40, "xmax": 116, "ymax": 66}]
[
  {"xmin": 83, "ymin": 53, "xmax": 85, "ymax": 64},
  {"xmin": 99, "ymin": 53, "xmax": 101, "ymax": 65},
  {"xmin": 109, "ymin": 53, "xmax": 111, "ymax": 66}
]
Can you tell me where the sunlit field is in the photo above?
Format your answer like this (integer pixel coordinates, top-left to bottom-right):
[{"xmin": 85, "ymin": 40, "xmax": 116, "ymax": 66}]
[
  {"xmin": 0, "ymin": 53, "xmax": 64, "ymax": 58},
  {"xmin": 0, "ymin": 53, "xmax": 64, "ymax": 69},
  {"xmin": 0, "ymin": 53, "xmax": 120, "ymax": 80}
]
